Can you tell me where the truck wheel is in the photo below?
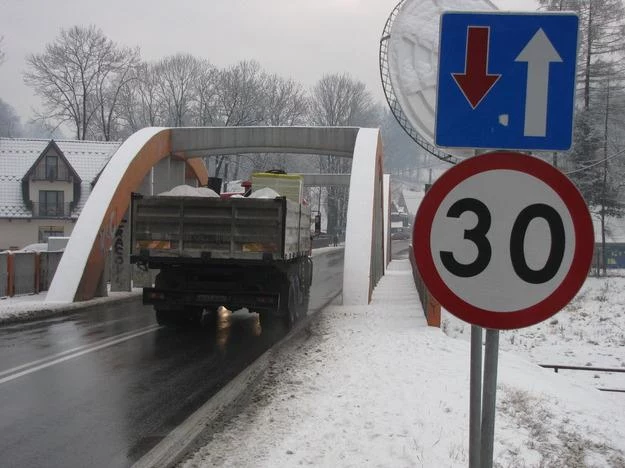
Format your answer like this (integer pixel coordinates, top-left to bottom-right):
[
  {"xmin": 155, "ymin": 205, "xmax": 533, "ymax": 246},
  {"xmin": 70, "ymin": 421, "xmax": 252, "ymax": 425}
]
[
  {"xmin": 183, "ymin": 307, "xmax": 204, "ymax": 326},
  {"xmin": 281, "ymin": 281, "xmax": 297, "ymax": 327},
  {"xmin": 155, "ymin": 308, "xmax": 178, "ymax": 327}
]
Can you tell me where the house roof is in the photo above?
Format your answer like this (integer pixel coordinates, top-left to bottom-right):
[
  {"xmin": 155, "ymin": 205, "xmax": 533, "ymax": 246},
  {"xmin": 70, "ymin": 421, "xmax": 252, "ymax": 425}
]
[
  {"xmin": 400, "ymin": 189, "xmax": 425, "ymax": 218},
  {"xmin": 23, "ymin": 140, "xmax": 82, "ymax": 184},
  {"xmin": 0, "ymin": 138, "xmax": 121, "ymax": 218}
]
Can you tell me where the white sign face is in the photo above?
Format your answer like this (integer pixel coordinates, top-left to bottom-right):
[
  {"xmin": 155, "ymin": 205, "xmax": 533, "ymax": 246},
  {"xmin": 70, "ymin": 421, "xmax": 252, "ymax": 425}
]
[
  {"xmin": 430, "ymin": 169, "xmax": 574, "ymax": 312},
  {"xmin": 413, "ymin": 152, "xmax": 593, "ymax": 330},
  {"xmin": 388, "ymin": 0, "xmax": 496, "ymax": 151}
]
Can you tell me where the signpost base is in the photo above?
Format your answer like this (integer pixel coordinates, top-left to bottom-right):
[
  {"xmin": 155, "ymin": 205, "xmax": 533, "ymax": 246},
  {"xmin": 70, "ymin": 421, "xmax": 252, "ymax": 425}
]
[
  {"xmin": 469, "ymin": 325, "xmax": 483, "ymax": 468},
  {"xmin": 480, "ymin": 329, "xmax": 500, "ymax": 468}
]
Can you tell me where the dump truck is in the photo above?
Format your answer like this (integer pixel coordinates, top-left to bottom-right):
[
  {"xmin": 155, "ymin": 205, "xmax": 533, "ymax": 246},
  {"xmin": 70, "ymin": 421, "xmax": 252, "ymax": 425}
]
[{"xmin": 130, "ymin": 172, "xmax": 313, "ymax": 327}]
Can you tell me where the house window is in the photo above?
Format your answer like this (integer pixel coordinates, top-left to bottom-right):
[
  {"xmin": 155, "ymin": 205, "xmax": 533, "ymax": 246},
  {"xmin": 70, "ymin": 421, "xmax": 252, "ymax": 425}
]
[
  {"xmin": 39, "ymin": 226, "xmax": 64, "ymax": 243},
  {"xmin": 46, "ymin": 155, "xmax": 58, "ymax": 180},
  {"xmin": 39, "ymin": 190, "xmax": 65, "ymax": 217}
]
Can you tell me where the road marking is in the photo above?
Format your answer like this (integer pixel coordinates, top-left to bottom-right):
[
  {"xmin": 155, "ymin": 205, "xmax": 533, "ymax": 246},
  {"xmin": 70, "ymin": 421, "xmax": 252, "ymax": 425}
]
[{"xmin": 0, "ymin": 325, "xmax": 161, "ymax": 385}]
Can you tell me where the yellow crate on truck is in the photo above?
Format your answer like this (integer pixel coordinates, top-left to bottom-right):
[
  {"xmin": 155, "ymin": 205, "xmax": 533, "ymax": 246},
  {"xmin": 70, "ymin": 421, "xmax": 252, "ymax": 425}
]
[{"xmin": 251, "ymin": 172, "xmax": 303, "ymax": 203}]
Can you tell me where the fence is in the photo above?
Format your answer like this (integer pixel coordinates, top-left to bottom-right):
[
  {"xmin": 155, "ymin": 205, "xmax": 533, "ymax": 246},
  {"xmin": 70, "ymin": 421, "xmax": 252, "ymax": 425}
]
[
  {"xmin": 1, "ymin": 249, "xmax": 153, "ymax": 299},
  {"xmin": 0, "ymin": 250, "xmax": 64, "ymax": 298},
  {"xmin": 539, "ymin": 364, "xmax": 625, "ymax": 393},
  {"xmin": 0, "ymin": 254, "xmax": 7, "ymax": 297}
]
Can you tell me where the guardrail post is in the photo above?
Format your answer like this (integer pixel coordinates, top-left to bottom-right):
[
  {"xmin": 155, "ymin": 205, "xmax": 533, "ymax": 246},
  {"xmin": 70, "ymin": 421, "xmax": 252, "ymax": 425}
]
[
  {"xmin": 426, "ymin": 292, "xmax": 441, "ymax": 327},
  {"xmin": 34, "ymin": 253, "xmax": 41, "ymax": 294},
  {"xmin": 7, "ymin": 253, "xmax": 14, "ymax": 297}
]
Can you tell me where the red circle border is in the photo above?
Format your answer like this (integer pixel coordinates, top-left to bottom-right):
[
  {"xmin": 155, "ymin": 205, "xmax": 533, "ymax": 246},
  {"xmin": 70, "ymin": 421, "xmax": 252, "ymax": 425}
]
[{"xmin": 412, "ymin": 151, "xmax": 594, "ymax": 330}]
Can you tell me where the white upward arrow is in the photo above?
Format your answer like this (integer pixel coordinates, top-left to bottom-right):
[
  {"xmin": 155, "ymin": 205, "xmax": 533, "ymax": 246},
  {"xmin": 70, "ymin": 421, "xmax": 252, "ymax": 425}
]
[{"xmin": 515, "ymin": 29, "xmax": 562, "ymax": 137}]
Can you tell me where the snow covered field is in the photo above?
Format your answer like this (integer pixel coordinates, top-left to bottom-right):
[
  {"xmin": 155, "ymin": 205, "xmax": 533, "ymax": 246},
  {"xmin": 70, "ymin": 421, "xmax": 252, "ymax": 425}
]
[
  {"xmin": 182, "ymin": 261, "xmax": 625, "ymax": 468},
  {"xmin": 443, "ymin": 274, "xmax": 625, "ymax": 392}
]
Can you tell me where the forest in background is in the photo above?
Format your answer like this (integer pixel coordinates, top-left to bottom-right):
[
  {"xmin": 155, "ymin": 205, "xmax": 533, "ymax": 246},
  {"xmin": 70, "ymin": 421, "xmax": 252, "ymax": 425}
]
[{"xmin": 2, "ymin": 0, "xmax": 625, "ymax": 272}]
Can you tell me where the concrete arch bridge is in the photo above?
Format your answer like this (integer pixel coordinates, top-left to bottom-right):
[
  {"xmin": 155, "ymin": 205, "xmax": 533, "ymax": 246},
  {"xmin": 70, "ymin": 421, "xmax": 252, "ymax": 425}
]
[{"xmin": 47, "ymin": 127, "xmax": 390, "ymax": 307}]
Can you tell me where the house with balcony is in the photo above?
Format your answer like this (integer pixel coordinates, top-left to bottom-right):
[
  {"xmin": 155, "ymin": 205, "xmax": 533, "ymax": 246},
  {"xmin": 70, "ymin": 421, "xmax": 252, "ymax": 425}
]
[{"xmin": 0, "ymin": 138, "xmax": 122, "ymax": 251}]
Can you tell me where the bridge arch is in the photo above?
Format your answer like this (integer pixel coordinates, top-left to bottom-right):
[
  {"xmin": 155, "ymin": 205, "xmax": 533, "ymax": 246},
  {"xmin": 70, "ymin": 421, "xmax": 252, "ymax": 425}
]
[{"xmin": 47, "ymin": 127, "xmax": 385, "ymax": 305}]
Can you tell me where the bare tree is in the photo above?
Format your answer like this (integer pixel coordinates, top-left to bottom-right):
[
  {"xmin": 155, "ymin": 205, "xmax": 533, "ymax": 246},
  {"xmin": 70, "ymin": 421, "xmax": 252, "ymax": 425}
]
[
  {"xmin": 0, "ymin": 99, "xmax": 22, "ymax": 137},
  {"xmin": 118, "ymin": 62, "xmax": 166, "ymax": 135},
  {"xmin": 209, "ymin": 60, "xmax": 267, "ymax": 178},
  {"xmin": 91, "ymin": 46, "xmax": 139, "ymax": 140},
  {"xmin": 263, "ymin": 74, "xmax": 308, "ymax": 126},
  {"xmin": 24, "ymin": 25, "xmax": 137, "ymax": 140},
  {"xmin": 0, "ymin": 36, "xmax": 6, "ymax": 66},
  {"xmin": 309, "ymin": 73, "xmax": 376, "ymax": 127},
  {"xmin": 155, "ymin": 54, "xmax": 201, "ymax": 127},
  {"xmin": 309, "ymin": 73, "xmax": 377, "ymax": 234},
  {"xmin": 215, "ymin": 60, "xmax": 265, "ymax": 127},
  {"xmin": 191, "ymin": 60, "xmax": 219, "ymax": 126}
]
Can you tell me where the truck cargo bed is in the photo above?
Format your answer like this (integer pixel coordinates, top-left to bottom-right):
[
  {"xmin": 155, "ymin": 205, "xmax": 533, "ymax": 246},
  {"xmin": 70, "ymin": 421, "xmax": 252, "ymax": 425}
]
[{"xmin": 130, "ymin": 195, "xmax": 311, "ymax": 263}]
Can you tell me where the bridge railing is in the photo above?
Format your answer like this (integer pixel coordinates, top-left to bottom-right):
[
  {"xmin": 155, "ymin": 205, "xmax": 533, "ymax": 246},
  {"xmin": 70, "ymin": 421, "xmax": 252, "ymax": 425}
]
[{"xmin": 408, "ymin": 244, "xmax": 441, "ymax": 327}]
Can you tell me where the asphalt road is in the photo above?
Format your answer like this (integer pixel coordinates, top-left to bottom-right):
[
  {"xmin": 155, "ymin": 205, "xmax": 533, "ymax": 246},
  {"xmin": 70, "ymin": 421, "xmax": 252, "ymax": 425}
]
[{"xmin": 0, "ymin": 249, "xmax": 344, "ymax": 468}]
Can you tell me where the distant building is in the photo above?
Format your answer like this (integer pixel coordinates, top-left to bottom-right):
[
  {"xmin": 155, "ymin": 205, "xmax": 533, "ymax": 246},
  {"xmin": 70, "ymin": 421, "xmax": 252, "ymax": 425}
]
[
  {"xmin": 0, "ymin": 138, "xmax": 121, "ymax": 250},
  {"xmin": 592, "ymin": 216, "xmax": 625, "ymax": 269},
  {"xmin": 397, "ymin": 189, "xmax": 425, "ymax": 223}
]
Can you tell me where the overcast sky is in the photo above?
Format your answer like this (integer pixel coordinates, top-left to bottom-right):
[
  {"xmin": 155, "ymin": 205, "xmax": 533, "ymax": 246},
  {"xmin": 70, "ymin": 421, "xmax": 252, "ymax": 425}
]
[{"xmin": 0, "ymin": 0, "xmax": 538, "ymax": 125}]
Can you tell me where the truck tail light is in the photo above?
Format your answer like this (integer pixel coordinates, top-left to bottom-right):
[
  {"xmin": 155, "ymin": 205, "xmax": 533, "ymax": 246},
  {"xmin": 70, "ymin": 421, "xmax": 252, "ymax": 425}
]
[
  {"xmin": 146, "ymin": 291, "xmax": 166, "ymax": 301},
  {"xmin": 137, "ymin": 240, "xmax": 172, "ymax": 249}
]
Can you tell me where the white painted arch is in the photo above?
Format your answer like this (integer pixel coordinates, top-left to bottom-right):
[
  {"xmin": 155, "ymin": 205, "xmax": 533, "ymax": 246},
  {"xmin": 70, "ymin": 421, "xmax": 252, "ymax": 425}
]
[{"xmin": 47, "ymin": 126, "xmax": 385, "ymax": 306}]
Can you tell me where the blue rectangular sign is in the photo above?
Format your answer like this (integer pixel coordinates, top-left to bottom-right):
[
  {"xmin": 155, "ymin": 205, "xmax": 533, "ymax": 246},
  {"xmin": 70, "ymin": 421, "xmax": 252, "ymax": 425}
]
[{"xmin": 435, "ymin": 12, "xmax": 579, "ymax": 151}]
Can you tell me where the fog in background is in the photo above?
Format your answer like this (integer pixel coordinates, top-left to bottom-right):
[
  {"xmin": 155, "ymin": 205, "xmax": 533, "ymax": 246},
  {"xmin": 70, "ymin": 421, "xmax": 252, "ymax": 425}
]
[{"xmin": 0, "ymin": 0, "xmax": 537, "ymax": 122}]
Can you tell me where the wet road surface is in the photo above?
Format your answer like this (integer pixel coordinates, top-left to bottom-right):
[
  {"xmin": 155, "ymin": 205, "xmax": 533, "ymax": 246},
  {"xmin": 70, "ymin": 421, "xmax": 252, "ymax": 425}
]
[{"xmin": 0, "ymin": 249, "xmax": 343, "ymax": 468}]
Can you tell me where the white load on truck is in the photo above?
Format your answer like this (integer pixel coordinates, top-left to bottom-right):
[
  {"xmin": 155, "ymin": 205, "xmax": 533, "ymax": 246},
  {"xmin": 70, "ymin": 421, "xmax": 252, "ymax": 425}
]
[{"xmin": 130, "ymin": 172, "xmax": 313, "ymax": 327}]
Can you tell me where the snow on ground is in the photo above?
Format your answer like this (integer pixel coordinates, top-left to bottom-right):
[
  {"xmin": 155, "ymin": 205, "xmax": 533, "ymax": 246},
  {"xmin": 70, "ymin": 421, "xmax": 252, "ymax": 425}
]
[
  {"xmin": 0, "ymin": 288, "xmax": 141, "ymax": 323},
  {"xmin": 443, "ymin": 274, "xmax": 625, "ymax": 392},
  {"xmin": 182, "ymin": 260, "xmax": 625, "ymax": 468}
]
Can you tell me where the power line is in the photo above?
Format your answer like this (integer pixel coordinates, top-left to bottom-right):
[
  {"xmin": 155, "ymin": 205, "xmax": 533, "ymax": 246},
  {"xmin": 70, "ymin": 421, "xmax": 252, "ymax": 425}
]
[{"xmin": 564, "ymin": 147, "xmax": 625, "ymax": 175}]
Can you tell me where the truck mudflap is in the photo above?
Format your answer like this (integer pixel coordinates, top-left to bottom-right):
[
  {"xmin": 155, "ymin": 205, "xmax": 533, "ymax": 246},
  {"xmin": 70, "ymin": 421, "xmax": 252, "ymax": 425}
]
[{"xmin": 142, "ymin": 287, "xmax": 280, "ymax": 313}]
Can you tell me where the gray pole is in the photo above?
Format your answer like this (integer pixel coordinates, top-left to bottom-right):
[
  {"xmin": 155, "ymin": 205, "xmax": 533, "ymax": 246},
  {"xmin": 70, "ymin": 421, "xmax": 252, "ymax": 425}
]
[
  {"xmin": 480, "ymin": 329, "xmax": 500, "ymax": 468},
  {"xmin": 469, "ymin": 325, "xmax": 483, "ymax": 468}
]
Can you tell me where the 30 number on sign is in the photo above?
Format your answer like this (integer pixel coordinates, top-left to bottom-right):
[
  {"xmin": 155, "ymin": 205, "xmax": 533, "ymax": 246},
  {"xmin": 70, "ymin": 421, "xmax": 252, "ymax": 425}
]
[
  {"xmin": 441, "ymin": 198, "xmax": 565, "ymax": 285},
  {"xmin": 413, "ymin": 152, "xmax": 593, "ymax": 330}
]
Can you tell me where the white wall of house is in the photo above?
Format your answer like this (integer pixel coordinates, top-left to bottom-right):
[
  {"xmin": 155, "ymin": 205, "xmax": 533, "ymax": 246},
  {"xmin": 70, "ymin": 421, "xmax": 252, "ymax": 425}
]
[{"xmin": 0, "ymin": 218, "xmax": 76, "ymax": 250}]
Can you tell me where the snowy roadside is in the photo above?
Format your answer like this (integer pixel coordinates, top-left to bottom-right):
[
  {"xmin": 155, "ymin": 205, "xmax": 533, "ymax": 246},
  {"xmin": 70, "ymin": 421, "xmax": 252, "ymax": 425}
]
[
  {"xmin": 0, "ymin": 248, "xmax": 339, "ymax": 325},
  {"xmin": 443, "ymin": 275, "xmax": 625, "ymax": 392},
  {"xmin": 181, "ymin": 260, "xmax": 625, "ymax": 467},
  {"xmin": 0, "ymin": 288, "xmax": 142, "ymax": 324}
]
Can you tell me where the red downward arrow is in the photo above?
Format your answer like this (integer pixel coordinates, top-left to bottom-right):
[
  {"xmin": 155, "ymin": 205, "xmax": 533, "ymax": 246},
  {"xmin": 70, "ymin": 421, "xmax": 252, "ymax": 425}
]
[{"xmin": 452, "ymin": 26, "xmax": 501, "ymax": 109}]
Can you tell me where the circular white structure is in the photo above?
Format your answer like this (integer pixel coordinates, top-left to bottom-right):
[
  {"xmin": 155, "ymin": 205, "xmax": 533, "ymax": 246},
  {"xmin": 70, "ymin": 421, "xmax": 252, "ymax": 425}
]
[{"xmin": 387, "ymin": 0, "xmax": 497, "ymax": 154}]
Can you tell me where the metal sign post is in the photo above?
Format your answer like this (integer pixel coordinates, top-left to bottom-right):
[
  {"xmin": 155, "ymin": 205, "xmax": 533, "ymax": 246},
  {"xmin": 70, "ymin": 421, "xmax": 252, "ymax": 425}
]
[
  {"xmin": 469, "ymin": 325, "xmax": 483, "ymax": 468},
  {"xmin": 480, "ymin": 329, "xmax": 499, "ymax": 468},
  {"xmin": 413, "ymin": 153, "xmax": 593, "ymax": 467},
  {"xmin": 385, "ymin": 6, "xmax": 585, "ymax": 466}
]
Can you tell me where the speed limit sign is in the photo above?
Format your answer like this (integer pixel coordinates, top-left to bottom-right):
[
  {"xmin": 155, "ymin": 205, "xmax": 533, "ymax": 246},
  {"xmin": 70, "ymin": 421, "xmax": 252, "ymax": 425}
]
[{"xmin": 413, "ymin": 152, "xmax": 593, "ymax": 329}]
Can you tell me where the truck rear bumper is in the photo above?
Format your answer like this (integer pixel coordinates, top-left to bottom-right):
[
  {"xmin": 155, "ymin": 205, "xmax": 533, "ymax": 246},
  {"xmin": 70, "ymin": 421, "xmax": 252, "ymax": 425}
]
[{"xmin": 143, "ymin": 287, "xmax": 280, "ymax": 313}]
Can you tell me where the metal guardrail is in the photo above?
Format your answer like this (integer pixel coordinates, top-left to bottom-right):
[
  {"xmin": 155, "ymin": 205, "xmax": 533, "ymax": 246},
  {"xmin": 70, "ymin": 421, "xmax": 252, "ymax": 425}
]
[{"xmin": 540, "ymin": 364, "xmax": 625, "ymax": 393}]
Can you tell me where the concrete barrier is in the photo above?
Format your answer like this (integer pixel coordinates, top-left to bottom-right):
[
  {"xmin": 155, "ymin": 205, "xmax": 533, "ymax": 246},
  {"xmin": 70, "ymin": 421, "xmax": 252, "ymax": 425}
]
[
  {"xmin": 12, "ymin": 252, "xmax": 37, "ymax": 296},
  {"xmin": 39, "ymin": 251, "xmax": 64, "ymax": 291}
]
